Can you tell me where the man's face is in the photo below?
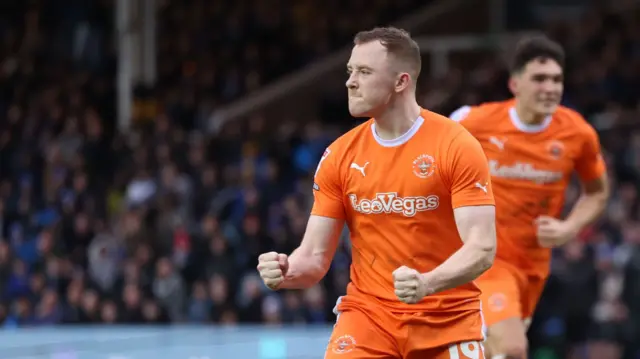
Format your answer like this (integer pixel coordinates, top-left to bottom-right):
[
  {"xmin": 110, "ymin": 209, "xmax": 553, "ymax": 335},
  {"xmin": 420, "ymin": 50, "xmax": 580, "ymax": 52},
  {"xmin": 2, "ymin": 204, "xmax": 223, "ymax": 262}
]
[
  {"xmin": 510, "ymin": 58, "xmax": 564, "ymax": 117},
  {"xmin": 345, "ymin": 41, "xmax": 400, "ymax": 118}
]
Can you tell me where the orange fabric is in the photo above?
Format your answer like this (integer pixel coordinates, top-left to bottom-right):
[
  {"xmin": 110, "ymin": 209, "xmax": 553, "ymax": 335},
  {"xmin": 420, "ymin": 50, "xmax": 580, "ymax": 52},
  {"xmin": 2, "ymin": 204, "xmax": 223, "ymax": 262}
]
[
  {"xmin": 324, "ymin": 299, "xmax": 485, "ymax": 359},
  {"xmin": 454, "ymin": 100, "xmax": 606, "ymax": 280},
  {"xmin": 312, "ymin": 108, "xmax": 494, "ymax": 348},
  {"xmin": 475, "ymin": 259, "xmax": 547, "ymax": 326},
  {"xmin": 324, "ymin": 303, "xmax": 401, "ymax": 358}
]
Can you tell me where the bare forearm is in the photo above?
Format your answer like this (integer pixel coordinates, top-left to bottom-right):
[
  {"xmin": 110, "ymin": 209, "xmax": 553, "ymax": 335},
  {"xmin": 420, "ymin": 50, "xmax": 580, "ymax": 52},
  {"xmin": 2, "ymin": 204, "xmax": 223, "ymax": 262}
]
[
  {"xmin": 565, "ymin": 192, "xmax": 608, "ymax": 233},
  {"xmin": 422, "ymin": 242, "xmax": 495, "ymax": 294},
  {"xmin": 279, "ymin": 248, "xmax": 329, "ymax": 289}
]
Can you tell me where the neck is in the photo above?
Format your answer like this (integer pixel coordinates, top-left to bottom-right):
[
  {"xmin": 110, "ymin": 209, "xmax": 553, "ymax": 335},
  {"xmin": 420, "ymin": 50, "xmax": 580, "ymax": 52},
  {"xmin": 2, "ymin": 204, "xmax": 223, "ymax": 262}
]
[
  {"xmin": 373, "ymin": 96, "xmax": 422, "ymax": 140},
  {"xmin": 514, "ymin": 100, "xmax": 546, "ymax": 125}
]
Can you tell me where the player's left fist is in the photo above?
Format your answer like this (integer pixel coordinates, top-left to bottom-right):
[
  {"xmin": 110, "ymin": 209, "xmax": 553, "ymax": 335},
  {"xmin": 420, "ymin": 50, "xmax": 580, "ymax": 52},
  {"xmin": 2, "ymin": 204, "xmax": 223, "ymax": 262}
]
[
  {"xmin": 392, "ymin": 266, "xmax": 429, "ymax": 304},
  {"xmin": 535, "ymin": 216, "xmax": 578, "ymax": 248}
]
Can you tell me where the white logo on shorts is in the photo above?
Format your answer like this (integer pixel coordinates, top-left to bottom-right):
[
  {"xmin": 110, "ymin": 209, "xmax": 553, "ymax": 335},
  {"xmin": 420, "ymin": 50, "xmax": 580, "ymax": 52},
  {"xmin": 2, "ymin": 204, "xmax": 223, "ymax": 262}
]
[{"xmin": 332, "ymin": 335, "xmax": 356, "ymax": 354}]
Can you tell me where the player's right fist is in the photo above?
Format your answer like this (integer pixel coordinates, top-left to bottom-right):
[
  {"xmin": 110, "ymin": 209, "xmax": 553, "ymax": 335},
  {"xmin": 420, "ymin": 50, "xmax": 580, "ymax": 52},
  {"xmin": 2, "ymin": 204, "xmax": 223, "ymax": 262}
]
[
  {"xmin": 393, "ymin": 265, "xmax": 429, "ymax": 304},
  {"xmin": 257, "ymin": 252, "xmax": 289, "ymax": 290}
]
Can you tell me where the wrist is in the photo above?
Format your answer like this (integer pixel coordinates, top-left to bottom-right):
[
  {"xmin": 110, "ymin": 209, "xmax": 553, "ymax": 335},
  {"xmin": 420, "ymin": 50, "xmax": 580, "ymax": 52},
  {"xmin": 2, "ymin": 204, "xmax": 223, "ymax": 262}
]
[
  {"xmin": 419, "ymin": 272, "xmax": 438, "ymax": 296},
  {"xmin": 563, "ymin": 219, "xmax": 582, "ymax": 237}
]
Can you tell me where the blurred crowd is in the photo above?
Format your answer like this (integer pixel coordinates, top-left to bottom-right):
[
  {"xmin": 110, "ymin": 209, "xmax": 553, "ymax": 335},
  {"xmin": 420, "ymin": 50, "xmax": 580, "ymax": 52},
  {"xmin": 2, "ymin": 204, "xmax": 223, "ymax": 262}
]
[
  {"xmin": 0, "ymin": 1, "xmax": 639, "ymax": 359},
  {"xmin": 154, "ymin": 0, "xmax": 430, "ymax": 116}
]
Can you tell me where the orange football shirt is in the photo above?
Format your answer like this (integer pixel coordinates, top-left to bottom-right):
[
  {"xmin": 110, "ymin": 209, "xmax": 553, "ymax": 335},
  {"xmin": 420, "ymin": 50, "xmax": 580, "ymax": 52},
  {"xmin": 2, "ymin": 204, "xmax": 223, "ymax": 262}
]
[
  {"xmin": 311, "ymin": 108, "xmax": 495, "ymax": 313},
  {"xmin": 451, "ymin": 99, "xmax": 606, "ymax": 279}
]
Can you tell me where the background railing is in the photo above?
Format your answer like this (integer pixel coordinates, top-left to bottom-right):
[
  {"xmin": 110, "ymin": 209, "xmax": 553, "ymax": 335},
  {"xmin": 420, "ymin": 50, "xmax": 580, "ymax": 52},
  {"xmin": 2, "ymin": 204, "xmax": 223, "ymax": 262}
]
[{"xmin": 2, "ymin": 326, "xmax": 333, "ymax": 359}]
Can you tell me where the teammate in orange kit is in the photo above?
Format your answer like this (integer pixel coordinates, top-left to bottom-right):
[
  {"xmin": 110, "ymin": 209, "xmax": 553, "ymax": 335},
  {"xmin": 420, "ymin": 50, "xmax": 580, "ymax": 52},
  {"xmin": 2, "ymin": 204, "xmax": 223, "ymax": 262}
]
[
  {"xmin": 257, "ymin": 27, "xmax": 497, "ymax": 359},
  {"xmin": 449, "ymin": 36, "xmax": 609, "ymax": 359}
]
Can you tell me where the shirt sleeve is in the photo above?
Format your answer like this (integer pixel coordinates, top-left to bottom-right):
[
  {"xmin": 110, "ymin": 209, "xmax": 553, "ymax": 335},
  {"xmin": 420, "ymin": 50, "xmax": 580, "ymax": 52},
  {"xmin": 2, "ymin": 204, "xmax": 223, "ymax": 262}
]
[
  {"xmin": 310, "ymin": 147, "xmax": 346, "ymax": 219},
  {"xmin": 575, "ymin": 125, "xmax": 607, "ymax": 183},
  {"xmin": 444, "ymin": 130, "xmax": 496, "ymax": 209}
]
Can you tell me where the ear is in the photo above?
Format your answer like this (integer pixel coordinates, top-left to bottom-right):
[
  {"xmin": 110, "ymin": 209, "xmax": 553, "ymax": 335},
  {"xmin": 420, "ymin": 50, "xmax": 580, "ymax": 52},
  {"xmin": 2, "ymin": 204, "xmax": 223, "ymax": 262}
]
[
  {"xmin": 395, "ymin": 72, "xmax": 411, "ymax": 92},
  {"xmin": 508, "ymin": 75, "xmax": 518, "ymax": 96}
]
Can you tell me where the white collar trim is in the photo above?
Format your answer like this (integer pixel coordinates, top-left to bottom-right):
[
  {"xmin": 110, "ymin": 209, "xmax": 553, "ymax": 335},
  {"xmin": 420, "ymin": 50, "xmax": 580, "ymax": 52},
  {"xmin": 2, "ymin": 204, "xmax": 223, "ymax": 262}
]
[
  {"xmin": 371, "ymin": 116, "xmax": 425, "ymax": 148},
  {"xmin": 509, "ymin": 107, "xmax": 552, "ymax": 133}
]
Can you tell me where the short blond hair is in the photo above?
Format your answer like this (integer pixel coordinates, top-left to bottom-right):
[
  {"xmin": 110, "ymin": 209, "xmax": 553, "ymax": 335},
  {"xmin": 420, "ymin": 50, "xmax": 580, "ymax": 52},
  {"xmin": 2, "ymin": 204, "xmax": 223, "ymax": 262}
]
[{"xmin": 353, "ymin": 26, "xmax": 421, "ymax": 80}]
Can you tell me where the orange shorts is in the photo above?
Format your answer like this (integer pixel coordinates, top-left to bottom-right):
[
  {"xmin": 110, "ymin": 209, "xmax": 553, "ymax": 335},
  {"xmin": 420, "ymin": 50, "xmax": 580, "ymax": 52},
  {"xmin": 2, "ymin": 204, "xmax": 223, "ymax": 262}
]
[
  {"xmin": 476, "ymin": 260, "xmax": 547, "ymax": 327},
  {"xmin": 324, "ymin": 297, "xmax": 485, "ymax": 359}
]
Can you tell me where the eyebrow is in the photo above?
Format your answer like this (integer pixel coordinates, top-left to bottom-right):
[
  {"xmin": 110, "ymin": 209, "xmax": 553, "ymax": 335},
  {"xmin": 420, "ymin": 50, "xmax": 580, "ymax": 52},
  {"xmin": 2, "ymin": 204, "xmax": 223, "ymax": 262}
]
[
  {"xmin": 346, "ymin": 65, "xmax": 374, "ymax": 71},
  {"xmin": 530, "ymin": 71, "xmax": 563, "ymax": 76},
  {"xmin": 531, "ymin": 73, "xmax": 563, "ymax": 79}
]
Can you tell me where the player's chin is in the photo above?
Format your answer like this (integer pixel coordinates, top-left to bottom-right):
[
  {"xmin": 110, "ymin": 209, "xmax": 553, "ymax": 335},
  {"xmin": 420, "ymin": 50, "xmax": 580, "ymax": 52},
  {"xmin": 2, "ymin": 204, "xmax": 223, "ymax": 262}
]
[
  {"xmin": 537, "ymin": 102, "xmax": 559, "ymax": 115},
  {"xmin": 348, "ymin": 103, "xmax": 373, "ymax": 118}
]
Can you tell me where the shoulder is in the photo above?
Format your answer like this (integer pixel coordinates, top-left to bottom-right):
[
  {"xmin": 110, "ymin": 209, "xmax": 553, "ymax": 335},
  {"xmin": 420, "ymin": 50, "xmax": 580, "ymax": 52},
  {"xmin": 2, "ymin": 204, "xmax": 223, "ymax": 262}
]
[
  {"xmin": 422, "ymin": 109, "xmax": 468, "ymax": 138},
  {"xmin": 320, "ymin": 119, "xmax": 373, "ymax": 170},
  {"xmin": 421, "ymin": 111, "xmax": 484, "ymax": 165},
  {"xmin": 554, "ymin": 106, "xmax": 599, "ymax": 140},
  {"xmin": 554, "ymin": 105, "xmax": 587, "ymax": 124},
  {"xmin": 448, "ymin": 100, "xmax": 513, "ymax": 123},
  {"xmin": 326, "ymin": 119, "xmax": 373, "ymax": 152},
  {"xmin": 422, "ymin": 109, "xmax": 480, "ymax": 144},
  {"xmin": 449, "ymin": 105, "xmax": 473, "ymax": 122}
]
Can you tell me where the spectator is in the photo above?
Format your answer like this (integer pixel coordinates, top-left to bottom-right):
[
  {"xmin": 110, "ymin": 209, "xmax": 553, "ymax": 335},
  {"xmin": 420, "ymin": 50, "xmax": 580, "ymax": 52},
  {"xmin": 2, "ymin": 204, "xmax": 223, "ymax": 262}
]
[{"xmin": 0, "ymin": 2, "xmax": 638, "ymax": 359}]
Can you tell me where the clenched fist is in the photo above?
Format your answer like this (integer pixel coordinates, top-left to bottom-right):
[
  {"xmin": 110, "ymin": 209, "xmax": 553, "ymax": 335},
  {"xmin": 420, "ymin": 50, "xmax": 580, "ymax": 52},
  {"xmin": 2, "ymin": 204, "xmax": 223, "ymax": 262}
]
[
  {"xmin": 393, "ymin": 266, "xmax": 430, "ymax": 304},
  {"xmin": 535, "ymin": 216, "xmax": 577, "ymax": 248},
  {"xmin": 257, "ymin": 252, "xmax": 289, "ymax": 290}
]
